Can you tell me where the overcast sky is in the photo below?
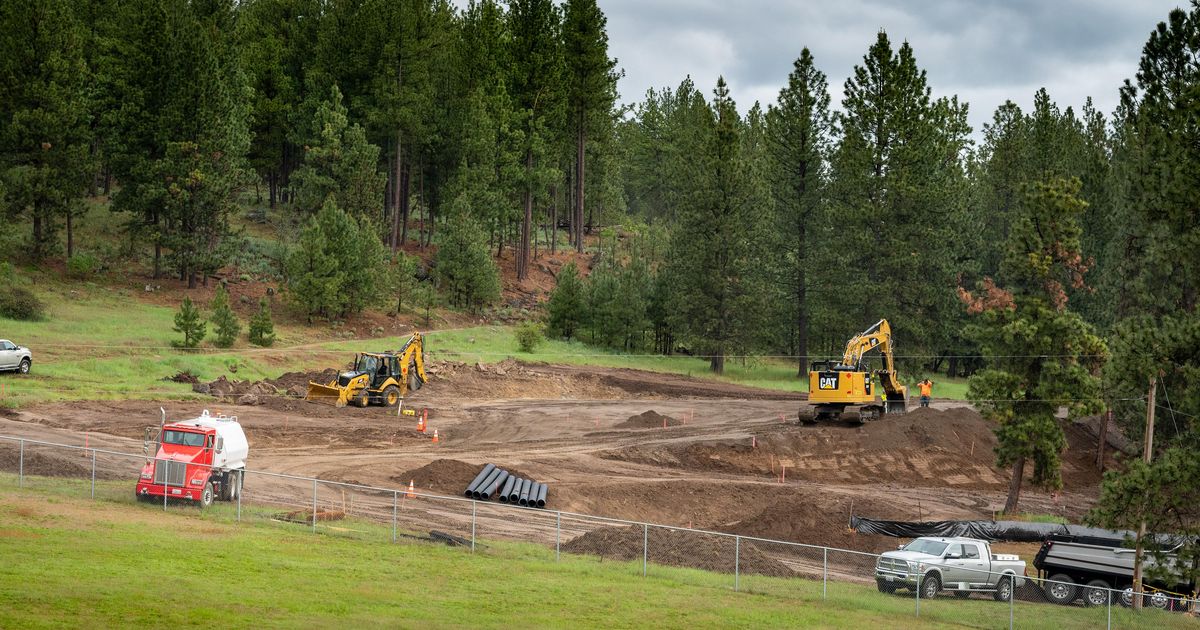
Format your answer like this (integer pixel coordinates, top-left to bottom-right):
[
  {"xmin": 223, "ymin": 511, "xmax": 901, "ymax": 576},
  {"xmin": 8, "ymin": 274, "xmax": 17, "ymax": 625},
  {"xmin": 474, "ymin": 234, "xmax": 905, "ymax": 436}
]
[{"xmin": 603, "ymin": 0, "xmax": 1184, "ymax": 135}]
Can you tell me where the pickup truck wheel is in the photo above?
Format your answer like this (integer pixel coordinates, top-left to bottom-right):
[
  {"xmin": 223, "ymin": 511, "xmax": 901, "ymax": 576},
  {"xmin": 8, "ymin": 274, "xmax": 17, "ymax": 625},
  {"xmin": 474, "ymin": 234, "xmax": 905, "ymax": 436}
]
[
  {"xmin": 1045, "ymin": 574, "xmax": 1078, "ymax": 605},
  {"xmin": 920, "ymin": 575, "xmax": 941, "ymax": 600},
  {"xmin": 876, "ymin": 580, "xmax": 897, "ymax": 594},
  {"xmin": 1083, "ymin": 579, "xmax": 1111, "ymax": 607},
  {"xmin": 17, "ymin": 359, "xmax": 30, "ymax": 374},
  {"xmin": 994, "ymin": 576, "xmax": 1014, "ymax": 602},
  {"xmin": 199, "ymin": 482, "xmax": 214, "ymax": 508}
]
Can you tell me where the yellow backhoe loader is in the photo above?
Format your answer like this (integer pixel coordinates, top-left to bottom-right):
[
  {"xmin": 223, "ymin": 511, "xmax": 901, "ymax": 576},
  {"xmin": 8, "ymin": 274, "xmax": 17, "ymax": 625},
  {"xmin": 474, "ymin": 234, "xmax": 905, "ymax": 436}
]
[
  {"xmin": 805, "ymin": 319, "xmax": 907, "ymax": 423},
  {"xmin": 306, "ymin": 332, "xmax": 427, "ymax": 408}
]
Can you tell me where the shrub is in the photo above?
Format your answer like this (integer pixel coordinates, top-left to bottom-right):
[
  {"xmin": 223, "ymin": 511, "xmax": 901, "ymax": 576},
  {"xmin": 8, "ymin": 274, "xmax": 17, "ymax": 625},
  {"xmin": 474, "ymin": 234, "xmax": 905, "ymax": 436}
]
[
  {"xmin": 66, "ymin": 253, "xmax": 101, "ymax": 279},
  {"xmin": 0, "ymin": 286, "xmax": 45, "ymax": 321},
  {"xmin": 248, "ymin": 298, "xmax": 276, "ymax": 347},
  {"xmin": 515, "ymin": 321, "xmax": 544, "ymax": 354}
]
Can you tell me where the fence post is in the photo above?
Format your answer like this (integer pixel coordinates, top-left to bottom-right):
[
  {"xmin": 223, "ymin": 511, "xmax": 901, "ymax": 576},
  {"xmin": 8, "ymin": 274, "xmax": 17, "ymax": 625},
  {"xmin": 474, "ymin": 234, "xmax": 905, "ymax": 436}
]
[
  {"xmin": 311, "ymin": 479, "xmax": 317, "ymax": 533},
  {"xmin": 1009, "ymin": 575, "xmax": 1014, "ymax": 630},
  {"xmin": 642, "ymin": 523, "xmax": 648, "ymax": 577},
  {"xmin": 90, "ymin": 449, "xmax": 96, "ymax": 499},
  {"xmin": 822, "ymin": 548, "xmax": 828, "ymax": 600},
  {"xmin": 18, "ymin": 439, "xmax": 23, "ymax": 487},
  {"xmin": 915, "ymin": 565, "xmax": 920, "ymax": 617},
  {"xmin": 556, "ymin": 512, "xmax": 561, "ymax": 562},
  {"xmin": 392, "ymin": 491, "xmax": 397, "ymax": 544},
  {"xmin": 162, "ymin": 457, "xmax": 167, "ymax": 511},
  {"xmin": 471, "ymin": 500, "xmax": 477, "ymax": 553},
  {"xmin": 1107, "ymin": 588, "xmax": 1112, "ymax": 630},
  {"xmin": 734, "ymin": 536, "xmax": 740, "ymax": 592},
  {"xmin": 236, "ymin": 474, "xmax": 241, "ymax": 522}
]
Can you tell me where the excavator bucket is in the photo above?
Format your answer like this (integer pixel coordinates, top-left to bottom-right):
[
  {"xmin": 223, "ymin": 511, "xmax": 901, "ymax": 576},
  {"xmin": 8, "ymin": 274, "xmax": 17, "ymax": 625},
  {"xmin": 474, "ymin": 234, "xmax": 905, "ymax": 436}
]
[{"xmin": 305, "ymin": 381, "xmax": 349, "ymax": 407}]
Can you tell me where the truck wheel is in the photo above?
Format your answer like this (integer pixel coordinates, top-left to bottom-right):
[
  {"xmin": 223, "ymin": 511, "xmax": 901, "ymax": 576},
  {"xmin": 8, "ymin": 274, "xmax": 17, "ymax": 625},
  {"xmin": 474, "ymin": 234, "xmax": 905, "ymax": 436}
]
[
  {"xmin": 1149, "ymin": 591, "xmax": 1169, "ymax": 609},
  {"xmin": 199, "ymin": 482, "xmax": 214, "ymax": 508},
  {"xmin": 876, "ymin": 580, "xmax": 897, "ymax": 594},
  {"xmin": 382, "ymin": 385, "xmax": 401, "ymax": 408},
  {"xmin": 18, "ymin": 359, "xmax": 30, "ymax": 374},
  {"xmin": 994, "ymin": 576, "xmax": 1014, "ymax": 602},
  {"xmin": 920, "ymin": 574, "xmax": 941, "ymax": 600},
  {"xmin": 229, "ymin": 470, "xmax": 240, "ymax": 501},
  {"xmin": 1045, "ymin": 574, "xmax": 1078, "ymax": 605},
  {"xmin": 1082, "ymin": 579, "xmax": 1111, "ymax": 607}
]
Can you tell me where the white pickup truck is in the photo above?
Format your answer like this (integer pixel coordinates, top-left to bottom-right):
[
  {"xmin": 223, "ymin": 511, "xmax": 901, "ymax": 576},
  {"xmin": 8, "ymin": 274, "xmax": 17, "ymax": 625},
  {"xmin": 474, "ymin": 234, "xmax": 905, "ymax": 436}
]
[{"xmin": 875, "ymin": 536, "xmax": 1027, "ymax": 601}]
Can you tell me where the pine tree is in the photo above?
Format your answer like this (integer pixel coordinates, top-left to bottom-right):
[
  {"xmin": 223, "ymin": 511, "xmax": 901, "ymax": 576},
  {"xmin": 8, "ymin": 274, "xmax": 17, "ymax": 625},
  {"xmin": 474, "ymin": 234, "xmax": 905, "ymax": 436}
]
[
  {"xmin": 562, "ymin": 0, "xmax": 618, "ymax": 252},
  {"xmin": 434, "ymin": 206, "xmax": 501, "ymax": 311},
  {"xmin": 292, "ymin": 84, "xmax": 386, "ymax": 220},
  {"xmin": 209, "ymin": 285, "xmax": 241, "ymax": 348},
  {"xmin": 0, "ymin": 0, "xmax": 93, "ymax": 260},
  {"xmin": 765, "ymin": 49, "xmax": 830, "ymax": 376},
  {"xmin": 508, "ymin": 0, "xmax": 564, "ymax": 280},
  {"xmin": 248, "ymin": 297, "xmax": 276, "ymax": 347},
  {"xmin": 961, "ymin": 178, "xmax": 1107, "ymax": 514},
  {"xmin": 285, "ymin": 198, "xmax": 386, "ymax": 320},
  {"xmin": 547, "ymin": 262, "xmax": 584, "ymax": 340},
  {"xmin": 172, "ymin": 296, "xmax": 207, "ymax": 349},
  {"xmin": 382, "ymin": 252, "xmax": 419, "ymax": 314}
]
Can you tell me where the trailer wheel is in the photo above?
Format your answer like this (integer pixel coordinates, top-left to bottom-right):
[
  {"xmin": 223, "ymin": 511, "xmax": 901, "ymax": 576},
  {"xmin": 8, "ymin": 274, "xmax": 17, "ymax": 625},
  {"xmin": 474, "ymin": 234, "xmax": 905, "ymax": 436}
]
[
  {"xmin": 1082, "ymin": 579, "xmax": 1111, "ymax": 607},
  {"xmin": 994, "ymin": 576, "xmax": 1013, "ymax": 602},
  {"xmin": 1045, "ymin": 574, "xmax": 1078, "ymax": 605},
  {"xmin": 199, "ymin": 482, "xmax": 214, "ymax": 508}
]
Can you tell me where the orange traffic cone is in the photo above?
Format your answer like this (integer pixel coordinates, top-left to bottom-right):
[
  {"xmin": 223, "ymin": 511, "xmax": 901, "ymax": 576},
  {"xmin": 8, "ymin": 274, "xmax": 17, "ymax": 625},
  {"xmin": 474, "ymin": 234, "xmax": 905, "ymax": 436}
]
[
  {"xmin": 406, "ymin": 479, "xmax": 416, "ymax": 499},
  {"xmin": 417, "ymin": 414, "xmax": 426, "ymax": 433},
  {"xmin": 431, "ymin": 429, "xmax": 439, "ymax": 444}
]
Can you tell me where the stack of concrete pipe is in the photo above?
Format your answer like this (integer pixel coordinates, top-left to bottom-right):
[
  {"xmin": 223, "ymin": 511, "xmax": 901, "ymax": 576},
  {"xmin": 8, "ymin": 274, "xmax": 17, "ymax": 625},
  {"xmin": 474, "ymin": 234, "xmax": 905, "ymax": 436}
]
[{"xmin": 462, "ymin": 463, "xmax": 548, "ymax": 508}]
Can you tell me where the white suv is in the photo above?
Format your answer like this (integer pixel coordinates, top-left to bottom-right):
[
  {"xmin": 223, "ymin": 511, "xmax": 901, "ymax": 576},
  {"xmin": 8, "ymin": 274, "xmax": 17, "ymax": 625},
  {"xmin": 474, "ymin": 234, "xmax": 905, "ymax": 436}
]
[{"xmin": 0, "ymin": 339, "xmax": 31, "ymax": 374}]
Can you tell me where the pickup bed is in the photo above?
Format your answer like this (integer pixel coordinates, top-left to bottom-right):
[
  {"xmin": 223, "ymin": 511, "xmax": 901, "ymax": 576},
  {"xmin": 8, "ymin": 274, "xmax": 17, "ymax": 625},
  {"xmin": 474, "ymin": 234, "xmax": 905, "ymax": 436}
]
[{"xmin": 875, "ymin": 536, "xmax": 1027, "ymax": 601}]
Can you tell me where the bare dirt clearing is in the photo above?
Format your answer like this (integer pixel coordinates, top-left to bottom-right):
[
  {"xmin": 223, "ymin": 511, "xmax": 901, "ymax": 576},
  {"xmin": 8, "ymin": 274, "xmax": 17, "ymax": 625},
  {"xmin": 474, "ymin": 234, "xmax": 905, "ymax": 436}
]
[{"xmin": 0, "ymin": 361, "xmax": 1114, "ymax": 557}]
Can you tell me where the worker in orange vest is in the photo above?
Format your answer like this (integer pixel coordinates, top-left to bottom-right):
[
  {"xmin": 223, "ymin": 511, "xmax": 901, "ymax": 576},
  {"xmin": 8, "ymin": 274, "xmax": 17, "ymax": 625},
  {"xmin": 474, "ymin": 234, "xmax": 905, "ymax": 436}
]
[{"xmin": 918, "ymin": 379, "xmax": 934, "ymax": 408}]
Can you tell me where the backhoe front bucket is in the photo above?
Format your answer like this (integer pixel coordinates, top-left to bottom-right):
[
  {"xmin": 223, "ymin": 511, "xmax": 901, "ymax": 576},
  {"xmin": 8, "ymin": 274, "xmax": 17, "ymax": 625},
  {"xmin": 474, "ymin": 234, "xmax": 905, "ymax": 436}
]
[{"xmin": 306, "ymin": 381, "xmax": 349, "ymax": 407}]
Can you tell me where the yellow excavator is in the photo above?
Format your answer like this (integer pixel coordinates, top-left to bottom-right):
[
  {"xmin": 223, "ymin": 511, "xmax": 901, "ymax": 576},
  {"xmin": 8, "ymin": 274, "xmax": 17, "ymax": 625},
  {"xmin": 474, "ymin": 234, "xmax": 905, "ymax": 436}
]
[
  {"xmin": 805, "ymin": 319, "xmax": 907, "ymax": 424},
  {"xmin": 306, "ymin": 332, "xmax": 428, "ymax": 408}
]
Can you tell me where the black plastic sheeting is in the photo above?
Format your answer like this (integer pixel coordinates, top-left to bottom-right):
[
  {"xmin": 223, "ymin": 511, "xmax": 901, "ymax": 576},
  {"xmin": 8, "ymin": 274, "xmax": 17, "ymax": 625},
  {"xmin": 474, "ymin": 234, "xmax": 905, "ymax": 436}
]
[{"xmin": 850, "ymin": 516, "xmax": 1138, "ymax": 544}]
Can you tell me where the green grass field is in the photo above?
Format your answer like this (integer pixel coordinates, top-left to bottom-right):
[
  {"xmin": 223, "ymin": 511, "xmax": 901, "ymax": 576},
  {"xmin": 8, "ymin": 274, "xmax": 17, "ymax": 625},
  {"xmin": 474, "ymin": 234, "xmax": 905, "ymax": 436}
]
[
  {"xmin": 0, "ymin": 273, "xmax": 970, "ymax": 407},
  {"xmin": 0, "ymin": 478, "xmax": 1185, "ymax": 629}
]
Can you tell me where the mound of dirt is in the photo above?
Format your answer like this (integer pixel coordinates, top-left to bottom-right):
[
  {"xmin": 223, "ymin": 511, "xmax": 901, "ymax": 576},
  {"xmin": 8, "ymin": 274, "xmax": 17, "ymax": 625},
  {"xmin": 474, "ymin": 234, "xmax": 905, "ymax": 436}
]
[
  {"xmin": 564, "ymin": 525, "xmax": 792, "ymax": 577},
  {"xmin": 0, "ymin": 446, "xmax": 124, "ymax": 480},
  {"xmin": 722, "ymin": 492, "xmax": 915, "ymax": 555},
  {"xmin": 616, "ymin": 410, "xmax": 681, "ymax": 429},
  {"xmin": 601, "ymin": 406, "xmax": 1105, "ymax": 492},
  {"xmin": 193, "ymin": 369, "xmax": 338, "ymax": 404},
  {"xmin": 163, "ymin": 371, "xmax": 199, "ymax": 384},
  {"xmin": 393, "ymin": 459, "xmax": 482, "ymax": 494}
]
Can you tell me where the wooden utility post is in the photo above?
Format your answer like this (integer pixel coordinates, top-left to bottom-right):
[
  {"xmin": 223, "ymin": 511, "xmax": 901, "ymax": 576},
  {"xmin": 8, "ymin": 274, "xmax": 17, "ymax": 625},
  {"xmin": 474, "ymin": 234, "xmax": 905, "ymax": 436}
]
[{"xmin": 1132, "ymin": 375, "xmax": 1157, "ymax": 611}]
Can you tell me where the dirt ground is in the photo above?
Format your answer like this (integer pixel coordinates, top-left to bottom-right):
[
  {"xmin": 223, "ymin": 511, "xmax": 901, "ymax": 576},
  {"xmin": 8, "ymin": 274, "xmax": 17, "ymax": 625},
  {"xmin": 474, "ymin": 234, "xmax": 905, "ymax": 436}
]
[{"xmin": 0, "ymin": 361, "xmax": 1119, "ymax": 558}]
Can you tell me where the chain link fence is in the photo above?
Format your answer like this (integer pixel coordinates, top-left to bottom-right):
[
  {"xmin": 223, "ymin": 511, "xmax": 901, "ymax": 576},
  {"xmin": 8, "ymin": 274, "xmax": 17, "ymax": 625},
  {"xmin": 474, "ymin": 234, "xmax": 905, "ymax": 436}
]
[{"xmin": 1, "ymin": 434, "xmax": 1193, "ymax": 629}]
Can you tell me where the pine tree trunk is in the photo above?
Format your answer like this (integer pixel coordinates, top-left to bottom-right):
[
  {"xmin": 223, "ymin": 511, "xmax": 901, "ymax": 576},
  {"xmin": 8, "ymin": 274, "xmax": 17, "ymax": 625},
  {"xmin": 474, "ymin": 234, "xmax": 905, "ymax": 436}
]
[
  {"xmin": 797, "ymin": 270, "xmax": 808, "ymax": 377},
  {"xmin": 188, "ymin": 270, "xmax": 197, "ymax": 290},
  {"xmin": 398, "ymin": 132, "xmax": 408, "ymax": 248},
  {"xmin": 550, "ymin": 184, "xmax": 557, "ymax": 254},
  {"xmin": 66, "ymin": 211, "xmax": 74, "ymax": 258},
  {"xmin": 1003, "ymin": 456, "xmax": 1025, "ymax": 514},
  {"xmin": 710, "ymin": 352, "xmax": 725, "ymax": 375},
  {"xmin": 519, "ymin": 152, "xmax": 533, "ymax": 281},
  {"xmin": 576, "ymin": 120, "xmax": 585, "ymax": 253},
  {"xmin": 268, "ymin": 171, "xmax": 277, "ymax": 209}
]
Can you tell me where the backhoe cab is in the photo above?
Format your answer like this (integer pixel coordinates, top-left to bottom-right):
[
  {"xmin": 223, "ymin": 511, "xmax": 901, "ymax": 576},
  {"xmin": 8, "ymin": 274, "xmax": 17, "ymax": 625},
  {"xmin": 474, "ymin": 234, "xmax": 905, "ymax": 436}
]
[
  {"xmin": 805, "ymin": 319, "xmax": 907, "ymax": 423},
  {"xmin": 306, "ymin": 332, "xmax": 427, "ymax": 408}
]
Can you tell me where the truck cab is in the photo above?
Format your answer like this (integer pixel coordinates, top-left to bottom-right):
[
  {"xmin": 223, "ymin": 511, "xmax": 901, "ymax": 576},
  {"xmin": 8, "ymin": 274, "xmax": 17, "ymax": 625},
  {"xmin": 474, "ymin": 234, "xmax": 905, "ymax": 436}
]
[
  {"xmin": 135, "ymin": 410, "xmax": 247, "ymax": 508},
  {"xmin": 875, "ymin": 536, "xmax": 1026, "ymax": 601}
]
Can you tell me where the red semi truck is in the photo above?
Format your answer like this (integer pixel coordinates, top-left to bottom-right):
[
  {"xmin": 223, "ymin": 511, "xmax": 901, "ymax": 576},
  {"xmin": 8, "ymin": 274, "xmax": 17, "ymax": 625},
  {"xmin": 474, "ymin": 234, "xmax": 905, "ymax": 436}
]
[{"xmin": 136, "ymin": 409, "xmax": 248, "ymax": 508}]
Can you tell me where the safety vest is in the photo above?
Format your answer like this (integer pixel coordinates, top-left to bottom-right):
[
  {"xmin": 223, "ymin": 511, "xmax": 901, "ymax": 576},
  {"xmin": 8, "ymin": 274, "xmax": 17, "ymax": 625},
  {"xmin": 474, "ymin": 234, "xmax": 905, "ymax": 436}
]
[{"xmin": 919, "ymin": 381, "xmax": 933, "ymax": 397}]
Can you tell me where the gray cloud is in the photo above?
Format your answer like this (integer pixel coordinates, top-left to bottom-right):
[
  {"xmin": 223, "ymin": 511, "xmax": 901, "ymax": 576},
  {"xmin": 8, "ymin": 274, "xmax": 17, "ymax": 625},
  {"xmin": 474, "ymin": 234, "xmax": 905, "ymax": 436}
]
[{"xmin": 605, "ymin": 0, "xmax": 1184, "ymax": 134}]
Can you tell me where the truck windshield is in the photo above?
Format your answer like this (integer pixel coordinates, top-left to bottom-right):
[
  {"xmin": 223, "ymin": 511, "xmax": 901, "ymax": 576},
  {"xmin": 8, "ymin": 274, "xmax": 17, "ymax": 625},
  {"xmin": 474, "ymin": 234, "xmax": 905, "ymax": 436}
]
[
  {"xmin": 162, "ymin": 430, "xmax": 205, "ymax": 447},
  {"xmin": 903, "ymin": 539, "xmax": 949, "ymax": 556}
]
